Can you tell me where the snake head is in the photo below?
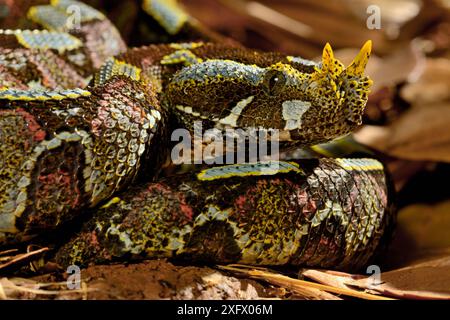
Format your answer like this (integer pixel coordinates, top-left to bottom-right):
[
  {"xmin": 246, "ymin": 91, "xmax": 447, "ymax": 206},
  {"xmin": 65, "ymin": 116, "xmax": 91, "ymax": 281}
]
[
  {"xmin": 166, "ymin": 41, "xmax": 372, "ymax": 146},
  {"xmin": 301, "ymin": 40, "xmax": 373, "ymax": 142}
]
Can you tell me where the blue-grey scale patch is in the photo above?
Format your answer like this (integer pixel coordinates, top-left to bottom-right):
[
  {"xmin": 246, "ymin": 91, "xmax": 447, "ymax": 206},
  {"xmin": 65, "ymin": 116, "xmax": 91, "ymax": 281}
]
[
  {"xmin": 336, "ymin": 158, "xmax": 384, "ymax": 171},
  {"xmin": 0, "ymin": 88, "xmax": 90, "ymax": 100},
  {"xmin": 287, "ymin": 56, "xmax": 319, "ymax": 67},
  {"xmin": 15, "ymin": 30, "xmax": 81, "ymax": 52},
  {"xmin": 169, "ymin": 42, "xmax": 203, "ymax": 50},
  {"xmin": 29, "ymin": 6, "xmax": 69, "ymax": 30},
  {"xmin": 29, "ymin": 0, "xmax": 104, "ymax": 31},
  {"xmin": 197, "ymin": 161, "xmax": 303, "ymax": 181},
  {"xmin": 94, "ymin": 58, "xmax": 141, "ymax": 85},
  {"xmin": 171, "ymin": 60, "xmax": 265, "ymax": 85},
  {"xmin": 95, "ymin": 58, "xmax": 115, "ymax": 85},
  {"xmin": 160, "ymin": 49, "xmax": 202, "ymax": 66},
  {"xmin": 143, "ymin": 0, "xmax": 188, "ymax": 35}
]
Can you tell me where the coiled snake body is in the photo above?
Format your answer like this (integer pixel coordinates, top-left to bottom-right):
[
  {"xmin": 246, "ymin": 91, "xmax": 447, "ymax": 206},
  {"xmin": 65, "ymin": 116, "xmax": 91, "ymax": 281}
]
[{"xmin": 0, "ymin": 0, "xmax": 394, "ymax": 271}]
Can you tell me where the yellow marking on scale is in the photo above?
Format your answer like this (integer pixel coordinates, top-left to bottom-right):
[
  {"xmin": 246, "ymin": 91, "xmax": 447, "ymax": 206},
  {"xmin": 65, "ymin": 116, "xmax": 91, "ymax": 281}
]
[
  {"xmin": 112, "ymin": 59, "xmax": 142, "ymax": 81},
  {"xmin": 336, "ymin": 158, "xmax": 383, "ymax": 171},
  {"xmin": 161, "ymin": 49, "xmax": 203, "ymax": 66},
  {"xmin": 0, "ymin": 88, "xmax": 91, "ymax": 101},
  {"xmin": 101, "ymin": 197, "xmax": 121, "ymax": 209},
  {"xmin": 310, "ymin": 144, "xmax": 335, "ymax": 158},
  {"xmin": 169, "ymin": 42, "xmax": 204, "ymax": 50},
  {"xmin": 197, "ymin": 161, "xmax": 304, "ymax": 181},
  {"xmin": 14, "ymin": 30, "xmax": 82, "ymax": 53}
]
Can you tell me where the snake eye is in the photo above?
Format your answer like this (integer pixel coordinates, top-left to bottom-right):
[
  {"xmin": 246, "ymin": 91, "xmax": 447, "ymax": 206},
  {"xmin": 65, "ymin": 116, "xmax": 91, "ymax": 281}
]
[{"xmin": 264, "ymin": 70, "xmax": 286, "ymax": 95}]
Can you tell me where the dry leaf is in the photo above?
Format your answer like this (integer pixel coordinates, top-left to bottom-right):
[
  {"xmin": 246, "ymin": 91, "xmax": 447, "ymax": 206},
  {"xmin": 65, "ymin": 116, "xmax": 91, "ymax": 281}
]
[
  {"xmin": 351, "ymin": 256, "xmax": 450, "ymax": 299},
  {"xmin": 401, "ymin": 58, "xmax": 450, "ymax": 104},
  {"xmin": 397, "ymin": 200, "xmax": 450, "ymax": 250},
  {"xmin": 385, "ymin": 200, "xmax": 450, "ymax": 267},
  {"xmin": 302, "ymin": 257, "xmax": 450, "ymax": 300},
  {"xmin": 188, "ymin": 0, "xmax": 394, "ymax": 56},
  {"xmin": 355, "ymin": 101, "xmax": 450, "ymax": 162}
]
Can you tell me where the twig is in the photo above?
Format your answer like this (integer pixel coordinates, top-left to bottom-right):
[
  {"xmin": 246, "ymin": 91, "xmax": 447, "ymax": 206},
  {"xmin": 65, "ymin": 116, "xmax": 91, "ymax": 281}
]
[
  {"xmin": 219, "ymin": 265, "xmax": 395, "ymax": 300},
  {"xmin": 0, "ymin": 247, "xmax": 49, "ymax": 272}
]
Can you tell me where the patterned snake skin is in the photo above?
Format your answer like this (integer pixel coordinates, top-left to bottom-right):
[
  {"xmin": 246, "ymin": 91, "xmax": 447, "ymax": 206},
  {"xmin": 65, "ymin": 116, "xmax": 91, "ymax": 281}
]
[{"xmin": 0, "ymin": 0, "xmax": 394, "ymax": 271}]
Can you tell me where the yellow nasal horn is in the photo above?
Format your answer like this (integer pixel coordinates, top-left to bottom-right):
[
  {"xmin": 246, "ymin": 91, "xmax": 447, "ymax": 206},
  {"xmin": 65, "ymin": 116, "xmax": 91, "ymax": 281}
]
[{"xmin": 346, "ymin": 40, "xmax": 372, "ymax": 76}]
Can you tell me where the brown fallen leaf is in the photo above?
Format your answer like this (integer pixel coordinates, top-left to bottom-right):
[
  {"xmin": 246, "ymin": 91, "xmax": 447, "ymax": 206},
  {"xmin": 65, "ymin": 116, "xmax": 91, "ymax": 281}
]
[
  {"xmin": 385, "ymin": 199, "xmax": 450, "ymax": 268},
  {"xmin": 401, "ymin": 58, "xmax": 450, "ymax": 105},
  {"xmin": 355, "ymin": 101, "xmax": 450, "ymax": 163},
  {"xmin": 397, "ymin": 200, "xmax": 450, "ymax": 250},
  {"xmin": 302, "ymin": 259, "xmax": 450, "ymax": 300},
  {"xmin": 351, "ymin": 256, "xmax": 450, "ymax": 299},
  {"xmin": 188, "ymin": 0, "xmax": 394, "ymax": 57}
]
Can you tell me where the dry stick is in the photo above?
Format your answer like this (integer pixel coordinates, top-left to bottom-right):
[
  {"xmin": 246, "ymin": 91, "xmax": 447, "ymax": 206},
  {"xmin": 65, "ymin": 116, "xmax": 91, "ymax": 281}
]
[
  {"xmin": 219, "ymin": 265, "xmax": 394, "ymax": 300},
  {"xmin": 0, "ymin": 249, "xmax": 19, "ymax": 257},
  {"xmin": 0, "ymin": 278, "xmax": 93, "ymax": 296},
  {"xmin": 0, "ymin": 278, "xmax": 97, "ymax": 300},
  {"xmin": 0, "ymin": 247, "xmax": 49, "ymax": 271}
]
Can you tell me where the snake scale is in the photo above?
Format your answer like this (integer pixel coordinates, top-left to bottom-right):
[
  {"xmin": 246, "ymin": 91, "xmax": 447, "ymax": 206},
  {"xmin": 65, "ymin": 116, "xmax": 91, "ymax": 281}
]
[{"xmin": 0, "ymin": 0, "xmax": 394, "ymax": 271}]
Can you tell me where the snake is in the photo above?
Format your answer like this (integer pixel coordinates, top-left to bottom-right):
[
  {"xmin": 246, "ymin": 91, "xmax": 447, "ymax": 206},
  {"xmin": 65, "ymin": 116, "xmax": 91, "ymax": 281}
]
[{"xmin": 0, "ymin": 0, "xmax": 395, "ymax": 271}]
